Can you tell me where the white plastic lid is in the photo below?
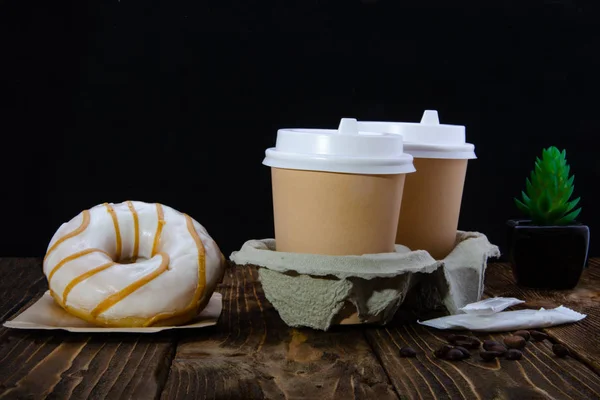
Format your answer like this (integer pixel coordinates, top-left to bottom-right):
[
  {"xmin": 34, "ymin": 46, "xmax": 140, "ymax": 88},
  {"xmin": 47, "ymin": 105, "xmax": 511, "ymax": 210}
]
[
  {"xmin": 357, "ymin": 110, "xmax": 477, "ymax": 159},
  {"xmin": 262, "ymin": 118, "xmax": 415, "ymax": 174}
]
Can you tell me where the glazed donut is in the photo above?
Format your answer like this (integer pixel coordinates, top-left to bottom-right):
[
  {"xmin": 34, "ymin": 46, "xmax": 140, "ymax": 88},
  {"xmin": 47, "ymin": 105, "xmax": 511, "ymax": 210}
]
[{"xmin": 43, "ymin": 201, "xmax": 226, "ymax": 327}]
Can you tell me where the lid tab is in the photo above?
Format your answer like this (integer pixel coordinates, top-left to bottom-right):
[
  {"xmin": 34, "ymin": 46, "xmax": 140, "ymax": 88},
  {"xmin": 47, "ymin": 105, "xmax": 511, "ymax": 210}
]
[
  {"xmin": 337, "ymin": 118, "xmax": 359, "ymax": 135},
  {"xmin": 420, "ymin": 110, "xmax": 440, "ymax": 125}
]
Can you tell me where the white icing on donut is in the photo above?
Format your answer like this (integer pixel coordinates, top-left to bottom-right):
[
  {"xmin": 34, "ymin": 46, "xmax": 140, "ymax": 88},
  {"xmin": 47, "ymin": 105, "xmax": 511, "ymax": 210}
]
[{"xmin": 43, "ymin": 201, "xmax": 225, "ymax": 327}]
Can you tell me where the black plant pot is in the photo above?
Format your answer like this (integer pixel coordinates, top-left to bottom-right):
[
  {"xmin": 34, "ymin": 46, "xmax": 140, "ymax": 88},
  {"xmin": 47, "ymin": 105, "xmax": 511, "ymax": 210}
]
[{"xmin": 506, "ymin": 219, "xmax": 590, "ymax": 290}]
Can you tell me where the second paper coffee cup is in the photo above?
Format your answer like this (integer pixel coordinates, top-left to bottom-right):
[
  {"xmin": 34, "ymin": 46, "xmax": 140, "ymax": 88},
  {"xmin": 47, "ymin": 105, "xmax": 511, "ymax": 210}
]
[
  {"xmin": 358, "ymin": 111, "xmax": 477, "ymax": 260},
  {"xmin": 263, "ymin": 118, "xmax": 415, "ymax": 256}
]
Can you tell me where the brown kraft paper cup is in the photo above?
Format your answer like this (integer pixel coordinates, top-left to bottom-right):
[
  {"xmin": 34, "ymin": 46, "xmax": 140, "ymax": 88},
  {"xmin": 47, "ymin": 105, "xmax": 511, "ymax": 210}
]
[
  {"xmin": 396, "ymin": 158, "xmax": 468, "ymax": 260},
  {"xmin": 271, "ymin": 167, "xmax": 407, "ymax": 256}
]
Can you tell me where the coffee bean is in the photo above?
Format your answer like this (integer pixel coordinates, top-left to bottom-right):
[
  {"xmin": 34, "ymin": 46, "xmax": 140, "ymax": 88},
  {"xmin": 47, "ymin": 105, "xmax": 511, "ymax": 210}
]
[
  {"xmin": 530, "ymin": 330, "xmax": 549, "ymax": 342},
  {"xmin": 454, "ymin": 338, "xmax": 481, "ymax": 350},
  {"xmin": 483, "ymin": 340, "xmax": 502, "ymax": 351},
  {"xmin": 447, "ymin": 334, "xmax": 470, "ymax": 344},
  {"xmin": 446, "ymin": 348, "xmax": 465, "ymax": 361},
  {"xmin": 514, "ymin": 330, "xmax": 531, "ymax": 341},
  {"xmin": 488, "ymin": 344, "xmax": 507, "ymax": 355},
  {"xmin": 453, "ymin": 340, "xmax": 472, "ymax": 349},
  {"xmin": 505, "ymin": 349, "xmax": 523, "ymax": 360},
  {"xmin": 480, "ymin": 350, "xmax": 503, "ymax": 361},
  {"xmin": 400, "ymin": 346, "xmax": 417, "ymax": 358},
  {"xmin": 434, "ymin": 344, "xmax": 454, "ymax": 358},
  {"xmin": 504, "ymin": 336, "xmax": 527, "ymax": 350},
  {"xmin": 454, "ymin": 346, "xmax": 471, "ymax": 358},
  {"xmin": 552, "ymin": 344, "xmax": 569, "ymax": 358}
]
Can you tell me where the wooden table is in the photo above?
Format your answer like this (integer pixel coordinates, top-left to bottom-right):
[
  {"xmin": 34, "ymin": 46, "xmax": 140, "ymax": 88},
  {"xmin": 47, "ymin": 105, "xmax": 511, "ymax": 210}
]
[{"xmin": 1, "ymin": 258, "xmax": 599, "ymax": 400}]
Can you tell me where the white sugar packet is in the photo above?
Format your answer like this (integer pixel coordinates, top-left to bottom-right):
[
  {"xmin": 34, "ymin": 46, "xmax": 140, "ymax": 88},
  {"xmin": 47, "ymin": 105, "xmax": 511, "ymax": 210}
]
[
  {"xmin": 459, "ymin": 297, "xmax": 525, "ymax": 315},
  {"xmin": 419, "ymin": 297, "xmax": 586, "ymax": 332}
]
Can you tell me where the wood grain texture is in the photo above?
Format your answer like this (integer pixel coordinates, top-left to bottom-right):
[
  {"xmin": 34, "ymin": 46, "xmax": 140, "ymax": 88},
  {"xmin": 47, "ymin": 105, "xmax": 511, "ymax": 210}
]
[
  {"xmin": 3, "ymin": 257, "xmax": 600, "ymax": 400},
  {"xmin": 0, "ymin": 258, "xmax": 46, "ymax": 323},
  {"xmin": 365, "ymin": 260, "xmax": 600, "ymax": 400},
  {"xmin": 0, "ymin": 258, "xmax": 176, "ymax": 400},
  {"xmin": 365, "ymin": 325, "xmax": 600, "ymax": 400},
  {"xmin": 161, "ymin": 266, "xmax": 398, "ymax": 400},
  {"xmin": 0, "ymin": 332, "xmax": 175, "ymax": 399},
  {"xmin": 484, "ymin": 259, "xmax": 600, "ymax": 375}
]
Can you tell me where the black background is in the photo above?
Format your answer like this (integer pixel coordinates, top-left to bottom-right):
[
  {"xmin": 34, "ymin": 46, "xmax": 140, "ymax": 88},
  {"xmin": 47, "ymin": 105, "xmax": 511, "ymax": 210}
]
[{"xmin": 1, "ymin": 1, "xmax": 599, "ymax": 259}]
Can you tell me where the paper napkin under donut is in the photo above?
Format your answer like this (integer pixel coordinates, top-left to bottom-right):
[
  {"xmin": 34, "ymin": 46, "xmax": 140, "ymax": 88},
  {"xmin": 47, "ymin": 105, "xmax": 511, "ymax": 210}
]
[
  {"xmin": 4, "ymin": 292, "xmax": 223, "ymax": 333},
  {"xmin": 230, "ymin": 231, "xmax": 500, "ymax": 331}
]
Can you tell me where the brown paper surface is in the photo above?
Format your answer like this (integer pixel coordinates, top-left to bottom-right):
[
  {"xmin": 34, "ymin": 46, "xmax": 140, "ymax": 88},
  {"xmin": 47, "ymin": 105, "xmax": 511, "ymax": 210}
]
[
  {"xmin": 3, "ymin": 291, "xmax": 222, "ymax": 333},
  {"xmin": 271, "ymin": 167, "xmax": 406, "ymax": 255},
  {"xmin": 396, "ymin": 158, "xmax": 468, "ymax": 260}
]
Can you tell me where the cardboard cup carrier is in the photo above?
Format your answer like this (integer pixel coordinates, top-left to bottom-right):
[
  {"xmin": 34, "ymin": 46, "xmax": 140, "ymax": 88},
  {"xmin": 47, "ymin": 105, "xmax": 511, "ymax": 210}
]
[
  {"xmin": 358, "ymin": 111, "xmax": 477, "ymax": 259},
  {"xmin": 263, "ymin": 118, "xmax": 415, "ymax": 255}
]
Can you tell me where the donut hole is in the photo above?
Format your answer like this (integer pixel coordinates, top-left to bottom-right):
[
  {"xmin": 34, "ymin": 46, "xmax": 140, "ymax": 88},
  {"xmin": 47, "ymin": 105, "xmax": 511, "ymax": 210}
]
[{"xmin": 118, "ymin": 257, "xmax": 149, "ymax": 264}]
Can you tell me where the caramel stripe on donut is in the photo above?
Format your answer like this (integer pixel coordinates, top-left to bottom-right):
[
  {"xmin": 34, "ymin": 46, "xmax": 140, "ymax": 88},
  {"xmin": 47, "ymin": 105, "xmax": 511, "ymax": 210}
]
[
  {"xmin": 62, "ymin": 261, "xmax": 117, "ymax": 304},
  {"xmin": 143, "ymin": 214, "xmax": 206, "ymax": 327},
  {"xmin": 104, "ymin": 203, "xmax": 122, "ymax": 260},
  {"xmin": 184, "ymin": 214, "xmax": 207, "ymax": 304},
  {"xmin": 152, "ymin": 203, "xmax": 165, "ymax": 256},
  {"xmin": 90, "ymin": 252, "xmax": 170, "ymax": 317},
  {"xmin": 44, "ymin": 210, "xmax": 91, "ymax": 262},
  {"xmin": 126, "ymin": 201, "xmax": 139, "ymax": 261},
  {"xmin": 48, "ymin": 248, "xmax": 111, "ymax": 282}
]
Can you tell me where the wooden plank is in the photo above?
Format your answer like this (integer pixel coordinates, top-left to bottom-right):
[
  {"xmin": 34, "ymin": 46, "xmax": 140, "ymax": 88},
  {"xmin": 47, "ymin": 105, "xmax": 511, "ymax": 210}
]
[
  {"xmin": 0, "ymin": 331, "xmax": 175, "ymax": 399},
  {"xmin": 0, "ymin": 258, "xmax": 46, "ymax": 323},
  {"xmin": 0, "ymin": 258, "xmax": 176, "ymax": 399},
  {"xmin": 0, "ymin": 257, "xmax": 48, "ymax": 367},
  {"xmin": 365, "ymin": 324, "xmax": 600, "ymax": 400},
  {"xmin": 364, "ymin": 260, "xmax": 600, "ymax": 399},
  {"xmin": 484, "ymin": 259, "xmax": 600, "ymax": 375},
  {"xmin": 161, "ymin": 266, "xmax": 399, "ymax": 400}
]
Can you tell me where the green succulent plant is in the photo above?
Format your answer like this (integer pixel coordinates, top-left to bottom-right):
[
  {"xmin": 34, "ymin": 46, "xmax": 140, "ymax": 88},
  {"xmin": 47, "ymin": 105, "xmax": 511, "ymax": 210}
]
[{"xmin": 514, "ymin": 146, "xmax": 581, "ymax": 225}]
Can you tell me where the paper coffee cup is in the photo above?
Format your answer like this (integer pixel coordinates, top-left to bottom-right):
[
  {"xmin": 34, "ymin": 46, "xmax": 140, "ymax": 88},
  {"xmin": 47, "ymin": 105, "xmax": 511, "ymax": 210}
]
[
  {"xmin": 263, "ymin": 118, "xmax": 415, "ymax": 256},
  {"xmin": 358, "ymin": 111, "xmax": 476, "ymax": 259}
]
